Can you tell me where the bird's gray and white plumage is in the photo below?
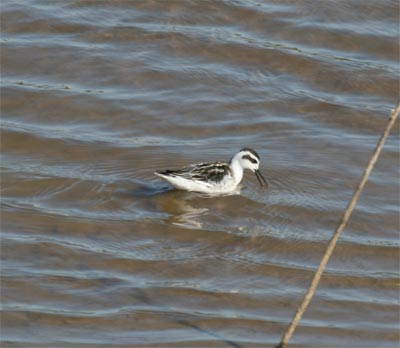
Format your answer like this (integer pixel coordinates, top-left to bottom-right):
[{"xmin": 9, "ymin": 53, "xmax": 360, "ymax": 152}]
[
  {"xmin": 155, "ymin": 148, "xmax": 267, "ymax": 194},
  {"xmin": 159, "ymin": 162, "xmax": 230, "ymax": 183}
]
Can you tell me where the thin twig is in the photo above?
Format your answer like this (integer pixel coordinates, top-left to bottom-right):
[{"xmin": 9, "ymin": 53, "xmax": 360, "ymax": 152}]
[{"xmin": 277, "ymin": 104, "xmax": 400, "ymax": 348}]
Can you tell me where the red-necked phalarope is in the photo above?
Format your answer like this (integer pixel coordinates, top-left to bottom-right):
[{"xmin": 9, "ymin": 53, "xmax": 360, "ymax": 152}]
[{"xmin": 155, "ymin": 148, "xmax": 268, "ymax": 194}]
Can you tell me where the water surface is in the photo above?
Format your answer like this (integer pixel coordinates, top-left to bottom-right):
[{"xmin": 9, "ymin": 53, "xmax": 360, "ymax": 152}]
[{"xmin": 1, "ymin": 1, "xmax": 399, "ymax": 347}]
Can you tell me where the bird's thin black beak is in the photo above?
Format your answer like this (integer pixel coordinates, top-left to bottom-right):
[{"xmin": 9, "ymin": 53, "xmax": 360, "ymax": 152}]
[{"xmin": 255, "ymin": 169, "xmax": 268, "ymax": 188}]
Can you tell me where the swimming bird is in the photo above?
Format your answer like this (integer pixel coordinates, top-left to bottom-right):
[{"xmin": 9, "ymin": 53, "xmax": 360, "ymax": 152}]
[{"xmin": 155, "ymin": 148, "xmax": 268, "ymax": 194}]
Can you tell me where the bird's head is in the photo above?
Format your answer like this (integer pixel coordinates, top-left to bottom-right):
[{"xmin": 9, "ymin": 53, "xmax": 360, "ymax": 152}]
[{"xmin": 234, "ymin": 148, "xmax": 268, "ymax": 187}]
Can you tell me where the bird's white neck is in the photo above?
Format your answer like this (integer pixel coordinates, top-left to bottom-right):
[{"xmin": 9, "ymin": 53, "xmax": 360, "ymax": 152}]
[{"xmin": 229, "ymin": 155, "xmax": 244, "ymax": 185}]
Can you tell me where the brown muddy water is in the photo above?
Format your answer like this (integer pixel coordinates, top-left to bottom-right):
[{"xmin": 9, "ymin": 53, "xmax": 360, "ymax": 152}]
[{"xmin": 1, "ymin": 1, "xmax": 399, "ymax": 347}]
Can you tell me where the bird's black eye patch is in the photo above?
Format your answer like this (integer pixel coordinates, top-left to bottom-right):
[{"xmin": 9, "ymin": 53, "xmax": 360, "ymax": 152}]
[{"xmin": 242, "ymin": 155, "xmax": 258, "ymax": 164}]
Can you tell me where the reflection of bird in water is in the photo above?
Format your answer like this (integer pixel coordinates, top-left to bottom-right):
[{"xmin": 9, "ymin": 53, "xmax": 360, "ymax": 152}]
[
  {"xmin": 170, "ymin": 204, "xmax": 208, "ymax": 229},
  {"xmin": 155, "ymin": 148, "xmax": 268, "ymax": 194},
  {"xmin": 124, "ymin": 181, "xmax": 209, "ymax": 228},
  {"xmin": 156, "ymin": 191, "xmax": 209, "ymax": 229}
]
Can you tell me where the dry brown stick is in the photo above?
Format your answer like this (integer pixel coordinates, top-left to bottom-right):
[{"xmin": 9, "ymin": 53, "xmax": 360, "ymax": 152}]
[{"xmin": 277, "ymin": 104, "xmax": 400, "ymax": 348}]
